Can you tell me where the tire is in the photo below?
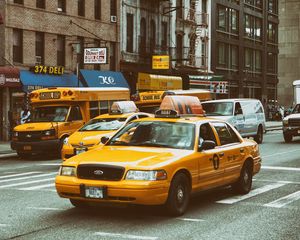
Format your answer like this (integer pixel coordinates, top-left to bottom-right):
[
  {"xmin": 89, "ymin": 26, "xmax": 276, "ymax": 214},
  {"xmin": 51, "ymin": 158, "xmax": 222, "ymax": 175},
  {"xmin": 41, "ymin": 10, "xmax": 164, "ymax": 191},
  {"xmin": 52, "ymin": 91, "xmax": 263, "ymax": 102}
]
[
  {"xmin": 283, "ymin": 133, "xmax": 293, "ymax": 143},
  {"xmin": 58, "ymin": 136, "xmax": 67, "ymax": 156},
  {"xmin": 17, "ymin": 151, "xmax": 32, "ymax": 159},
  {"xmin": 232, "ymin": 161, "xmax": 253, "ymax": 194},
  {"xmin": 254, "ymin": 126, "xmax": 263, "ymax": 144},
  {"xmin": 69, "ymin": 199, "xmax": 88, "ymax": 208},
  {"xmin": 165, "ymin": 172, "xmax": 190, "ymax": 216}
]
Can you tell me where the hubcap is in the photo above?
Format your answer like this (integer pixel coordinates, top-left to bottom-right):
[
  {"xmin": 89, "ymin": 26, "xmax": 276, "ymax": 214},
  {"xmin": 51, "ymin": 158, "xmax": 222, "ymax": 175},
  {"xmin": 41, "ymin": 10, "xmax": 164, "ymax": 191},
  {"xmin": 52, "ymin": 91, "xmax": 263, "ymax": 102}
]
[
  {"xmin": 243, "ymin": 171, "xmax": 249, "ymax": 184},
  {"xmin": 177, "ymin": 187, "xmax": 184, "ymax": 203}
]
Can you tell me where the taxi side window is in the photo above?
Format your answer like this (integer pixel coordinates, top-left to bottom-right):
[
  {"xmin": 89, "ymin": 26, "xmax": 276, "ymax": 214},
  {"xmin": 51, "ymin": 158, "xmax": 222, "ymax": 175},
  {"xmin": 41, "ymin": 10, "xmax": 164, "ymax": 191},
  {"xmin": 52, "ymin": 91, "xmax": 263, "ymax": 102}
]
[
  {"xmin": 234, "ymin": 102, "xmax": 243, "ymax": 115},
  {"xmin": 68, "ymin": 106, "xmax": 83, "ymax": 121},
  {"xmin": 199, "ymin": 123, "xmax": 216, "ymax": 144},
  {"xmin": 128, "ymin": 116, "xmax": 138, "ymax": 122},
  {"xmin": 212, "ymin": 122, "xmax": 239, "ymax": 145}
]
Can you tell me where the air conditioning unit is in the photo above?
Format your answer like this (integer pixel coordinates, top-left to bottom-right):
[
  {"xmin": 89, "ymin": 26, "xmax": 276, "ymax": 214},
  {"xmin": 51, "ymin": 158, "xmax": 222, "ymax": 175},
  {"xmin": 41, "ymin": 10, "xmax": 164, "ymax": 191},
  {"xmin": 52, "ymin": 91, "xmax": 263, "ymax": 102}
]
[
  {"xmin": 35, "ymin": 56, "xmax": 42, "ymax": 64},
  {"xmin": 110, "ymin": 15, "xmax": 117, "ymax": 23}
]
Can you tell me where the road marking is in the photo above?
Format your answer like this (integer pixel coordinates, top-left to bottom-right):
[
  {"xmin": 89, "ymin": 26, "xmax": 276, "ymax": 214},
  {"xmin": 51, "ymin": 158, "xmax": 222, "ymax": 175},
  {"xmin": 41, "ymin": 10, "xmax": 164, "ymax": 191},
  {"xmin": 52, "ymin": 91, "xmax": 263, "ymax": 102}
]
[
  {"xmin": 19, "ymin": 183, "xmax": 55, "ymax": 190},
  {"xmin": 0, "ymin": 178, "xmax": 55, "ymax": 188},
  {"xmin": 94, "ymin": 232, "xmax": 158, "ymax": 240},
  {"xmin": 264, "ymin": 191, "xmax": 300, "ymax": 208},
  {"xmin": 261, "ymin": 166, "xmax": 300, "ymax": 172},
  {"xmin": 262, "ymin": 149, "xmax": 300, "ymax": 159},
  {"xmin": 176, "ymin": 218, "xmax": 205, "ymax": 222},
  {"xmin": 254, "ymin": 179, "xmax": 300, "ymax": 185},
  {"xmin": 216, "ymin": 183, "xmax": 286, "ymax": 204},
  {"xmin": 0, "ymin": 172, "xmax": 40, "ymax": 180},
  {"xmin": 0, "ymin": 172, "xmax": 57, "ymax": 183},
  {"xmin": 27, "ymin": 207, "xmax": 63, "ymax": 211}
]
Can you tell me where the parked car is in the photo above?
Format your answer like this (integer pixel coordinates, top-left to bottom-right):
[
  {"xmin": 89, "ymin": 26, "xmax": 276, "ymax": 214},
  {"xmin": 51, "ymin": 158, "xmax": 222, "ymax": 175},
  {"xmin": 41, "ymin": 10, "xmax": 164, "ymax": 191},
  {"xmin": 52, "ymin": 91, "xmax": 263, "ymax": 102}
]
[
  {"xmin": 282, "ymin": 103, "xmax": 300, "ymax": 142},
  {"xmin": 202, "ymin": 99, "xmax": 266, "ymax": 143}
]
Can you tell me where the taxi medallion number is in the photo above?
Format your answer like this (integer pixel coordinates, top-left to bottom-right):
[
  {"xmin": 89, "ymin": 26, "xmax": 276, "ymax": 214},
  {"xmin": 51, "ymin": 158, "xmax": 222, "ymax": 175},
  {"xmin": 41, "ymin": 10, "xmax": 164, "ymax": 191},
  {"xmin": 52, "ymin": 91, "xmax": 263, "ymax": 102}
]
[{"xmin": 85, "ymin": 186, "xmax": 104, "ymax": 199}]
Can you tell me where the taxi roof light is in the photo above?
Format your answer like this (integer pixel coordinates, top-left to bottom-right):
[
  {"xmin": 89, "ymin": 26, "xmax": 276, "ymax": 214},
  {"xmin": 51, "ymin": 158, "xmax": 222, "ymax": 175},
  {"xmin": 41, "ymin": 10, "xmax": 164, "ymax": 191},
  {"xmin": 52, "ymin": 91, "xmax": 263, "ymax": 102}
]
[
  {"xmin": 110, "ymin": 101, "xmax": 138, "ymax": 114},
  {"xmin": 155, "ymin": 95, "xmax": 204, "ymax": 118}
]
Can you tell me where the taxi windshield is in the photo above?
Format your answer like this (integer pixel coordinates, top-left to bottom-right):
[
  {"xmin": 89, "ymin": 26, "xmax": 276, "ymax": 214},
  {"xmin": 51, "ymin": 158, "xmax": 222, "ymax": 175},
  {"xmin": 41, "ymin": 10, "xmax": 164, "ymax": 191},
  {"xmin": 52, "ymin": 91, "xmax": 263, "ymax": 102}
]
[
  {"xmin": 30, "ymin": 106, "xmax": 69, "ymax": 122},
  {"xmin": 108, "ymin": 121, "xmax": 195, "ymax": 150},
  {"xmin": 292, "ymin": 104, "xmax": 300, "ymax": 114},
  {"xmin": 79, "ymin": 118, "xmax": 127, "ymax": 131},
  {"xmin": 202, "ymin": 102, "xmax": 233, "ymax": 116}
]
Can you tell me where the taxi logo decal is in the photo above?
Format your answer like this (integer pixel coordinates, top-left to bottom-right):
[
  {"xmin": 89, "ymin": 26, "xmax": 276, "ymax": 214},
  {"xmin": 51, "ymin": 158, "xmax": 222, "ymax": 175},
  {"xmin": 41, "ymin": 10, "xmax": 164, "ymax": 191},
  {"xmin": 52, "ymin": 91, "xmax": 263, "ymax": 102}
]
[
  {"xmin": 94, "ymin": 170, "xmax": 104, "ymax": 176},
  {"xmin": 212, "ymin": 154, "xmax": 220, "ymax": 170}
]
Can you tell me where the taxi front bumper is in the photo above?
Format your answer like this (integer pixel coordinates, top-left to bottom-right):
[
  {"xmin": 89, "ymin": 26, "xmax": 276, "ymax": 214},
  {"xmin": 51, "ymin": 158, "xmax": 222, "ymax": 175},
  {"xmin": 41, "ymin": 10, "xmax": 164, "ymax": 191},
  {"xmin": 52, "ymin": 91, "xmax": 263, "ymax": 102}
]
[
  {"xmin": 55, "ymin": 176, "xmax": 170, "ymax": 205},
  {"xmin": 11, "ymin": 139, "xmax": 60, "ymax": 153},
  {"xmin": 283, "ymin": 126, "xmax": 300, "ymax": 136}
]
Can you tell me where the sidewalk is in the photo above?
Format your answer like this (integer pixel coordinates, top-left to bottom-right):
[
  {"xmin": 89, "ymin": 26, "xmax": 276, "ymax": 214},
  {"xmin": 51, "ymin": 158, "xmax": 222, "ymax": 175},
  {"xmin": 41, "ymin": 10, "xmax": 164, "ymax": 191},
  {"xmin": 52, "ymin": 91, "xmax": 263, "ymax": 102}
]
[{"xmin": 0, "ymin": 121, "xmax": 283, "ymax": 159}]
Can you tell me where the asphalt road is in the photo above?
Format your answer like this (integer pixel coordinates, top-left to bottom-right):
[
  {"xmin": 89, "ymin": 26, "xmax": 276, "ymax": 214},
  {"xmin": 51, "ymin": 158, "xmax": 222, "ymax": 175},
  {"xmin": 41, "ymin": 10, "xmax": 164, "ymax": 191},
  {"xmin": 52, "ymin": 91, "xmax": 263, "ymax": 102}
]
[{"xmin": 0, "ymin": 131, "xmax": 299, "ymax": 240}]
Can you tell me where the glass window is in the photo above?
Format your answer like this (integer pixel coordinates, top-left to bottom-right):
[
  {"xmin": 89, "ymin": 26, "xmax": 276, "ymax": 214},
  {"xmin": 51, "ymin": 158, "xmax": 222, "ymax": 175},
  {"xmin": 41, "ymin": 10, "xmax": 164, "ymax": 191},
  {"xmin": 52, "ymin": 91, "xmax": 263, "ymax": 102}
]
[
  {"xmin": 268, "ymin": 0, "xmax": 278, "ymax": 14},
  {"xmin": 95, "ymin": 0, "xmax": 101, "ymax": 20},
  {"xmin": 150, "ymin": 20, "xmax": 156, "ymax": 53},
  {"xmin": 110, "ymin": 0, "xmax": 117, "ymax": 16},
  {"xmin": 68, "ymin": 106, "xmax": 83, "ymax": 121},
  {"xmin": 78, "ymin": 0, "xmax": 85, "ymax": 17},
  {"xmin": 126, "ymin": 13, "xmax": 134, "ymax": 52},
  {"xmin": 31, "ymin": 106, "xmax": 69, "ymax": 122},
  {"xmin": 267, "ymin": 52, "xmax": 277, "ymax": 74},
  {"xmin": 13, "ymin": 29, "xmax": 23, "ymax": 63},
  {"xmin": 268, "ymin": 22, "xmax": 277, "ymax": 43},
  {"xmin": 202, "ymin": 102, "xmax": 234, "ymax": 116},
  {"xmin": 35, "ymin": 32, "xmax": 44, "ymax": 65},
  {"xmin": 161, "ymin": 21, "xmax": 168, "ymax": 51},
  {"xmin": 199, "ymin": 123, "xmax": 217, "ymax": 145},
  {"xmin": 79, "ymin": 118, "xmax": 126, "ymax": 131},
  {"xmin": 100, "ymin": 101, "xmax": 109, "ymax": 114},
  {"xmin": 212, "ymin": 122, "xmax": 238, "ymax": 145},
  {"xmin": 89, "ymin": 101, "xmax": 99, "ymax": 118},
  {"xmin": 218, "ymin": 6, "xmax": 226, "ymax": 31},
  {"xmin": 14, "ymin": 0, "xmax": 23, "ymax": 4},
  {"xmin": 231, "ymin": 45, "xmax": 238, "ymax": 69},
  {"xmin": 218, "ymin": 42, "xmax": 226, "ymax": 66},
  {"xmin": 176, "ymin": 0, "xmax": 183, "ymax": 19},
  {"xmin": 255, "ymin": 50, "xmax": 261, "ymax": 71},
  {"xmin": 58, "ymin": 0, "xmax": 66, "ymax": 13},
  {"xmin": 57, "ymin": 35, "xmax": 65, "ymax": 66},
  {"xmin": 36, "ymin": 0, "xmax": 45, "ymax": 9},
  {"xmin": 139, "ymin": 18, "xmax": 147, "ymax": 54}
]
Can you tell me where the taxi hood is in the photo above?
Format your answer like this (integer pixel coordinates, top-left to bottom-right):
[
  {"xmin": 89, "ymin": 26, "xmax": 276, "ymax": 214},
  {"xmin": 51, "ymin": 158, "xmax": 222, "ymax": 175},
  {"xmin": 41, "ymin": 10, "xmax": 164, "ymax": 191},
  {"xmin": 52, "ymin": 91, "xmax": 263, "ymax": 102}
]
[
  {"xmin": 65, "ymin": 146, "xmax": 193, "ymax": 169},
  {"xmin": 68, "ymin": 131, "xmax": 115, "ymax": 145},
  {"xmin": 14, "ymin": 122, "xmax": 63, "ymax": 131}
]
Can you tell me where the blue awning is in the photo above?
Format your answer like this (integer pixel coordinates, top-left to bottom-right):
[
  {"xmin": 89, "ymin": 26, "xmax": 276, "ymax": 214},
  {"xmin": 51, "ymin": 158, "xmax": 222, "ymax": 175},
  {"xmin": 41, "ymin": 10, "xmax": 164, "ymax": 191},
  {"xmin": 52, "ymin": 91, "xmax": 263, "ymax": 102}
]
[
  {"xmin": 20, "ymin": 70, "xmax": 81, "ymax": 92},
  {"xmin": 80, "ymin": 70, "xmax": 129, "ymax": 89}
]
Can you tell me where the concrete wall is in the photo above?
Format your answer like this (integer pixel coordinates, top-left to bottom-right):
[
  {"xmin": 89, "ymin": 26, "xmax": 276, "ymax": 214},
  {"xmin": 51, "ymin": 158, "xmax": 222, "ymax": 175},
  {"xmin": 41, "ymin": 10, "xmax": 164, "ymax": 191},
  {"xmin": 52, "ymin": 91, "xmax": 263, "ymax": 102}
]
[{"xmin": 278, "ymin": 0, "xmax": 300, "ymax": 107}]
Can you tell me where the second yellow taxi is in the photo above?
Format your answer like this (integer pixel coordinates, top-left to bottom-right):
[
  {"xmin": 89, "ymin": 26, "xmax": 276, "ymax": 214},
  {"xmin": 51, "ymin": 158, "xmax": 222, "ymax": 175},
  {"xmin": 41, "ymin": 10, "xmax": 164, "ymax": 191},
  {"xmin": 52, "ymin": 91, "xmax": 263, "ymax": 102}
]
[{"xmin": 56, "ymin": 96, "xmax": 261, "ymax": 216}]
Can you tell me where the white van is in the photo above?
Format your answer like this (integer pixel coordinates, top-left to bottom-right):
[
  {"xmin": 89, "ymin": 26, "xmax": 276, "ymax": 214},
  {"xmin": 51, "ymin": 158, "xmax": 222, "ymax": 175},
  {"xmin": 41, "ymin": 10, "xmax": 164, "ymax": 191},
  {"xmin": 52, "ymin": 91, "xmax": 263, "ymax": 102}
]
[{"xmin": 202, "ymin": 99, "xmax": 266, "ymax": 143}]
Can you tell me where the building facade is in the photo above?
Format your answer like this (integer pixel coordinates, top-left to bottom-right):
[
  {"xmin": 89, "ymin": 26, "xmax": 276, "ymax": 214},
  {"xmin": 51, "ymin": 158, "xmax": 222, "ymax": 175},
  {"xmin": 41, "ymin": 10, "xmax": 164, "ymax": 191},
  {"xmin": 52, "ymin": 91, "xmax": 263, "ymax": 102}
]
[
  {"xmin": 210, "ymin": 0, "xmax": 279, "ymax": 100},
  {"xmin": 278, "ymin": 0, "xmax": 300, "ymax": 107},
  {"xmin": 0, "ymin": 0, "xmax": 120, "ymax": 141}
]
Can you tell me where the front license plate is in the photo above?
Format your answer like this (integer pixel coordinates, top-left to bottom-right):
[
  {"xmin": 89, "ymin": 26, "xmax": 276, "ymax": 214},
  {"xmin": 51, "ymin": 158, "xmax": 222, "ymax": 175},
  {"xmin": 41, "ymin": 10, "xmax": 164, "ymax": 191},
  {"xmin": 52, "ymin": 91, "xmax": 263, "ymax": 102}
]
[
  {"xmin": 75, "ymin": 148, "xmax": 86, "ymax": 155},
  {"xmin": 85, "ymin": 186, "xmax": 104, "ymax": 199},
  {"xmin": 24, "ymin": 145, "xmax": 31, "ymax": 150}
]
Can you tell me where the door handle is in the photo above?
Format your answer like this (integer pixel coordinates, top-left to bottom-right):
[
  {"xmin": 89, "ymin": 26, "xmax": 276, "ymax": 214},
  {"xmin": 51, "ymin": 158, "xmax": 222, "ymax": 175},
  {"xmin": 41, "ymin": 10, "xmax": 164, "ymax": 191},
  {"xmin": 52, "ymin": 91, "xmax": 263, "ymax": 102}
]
[
  {"xmin": 219, "ymin": 152, "xmax": 224, "ymax": 157},
  {"xmin": 240, "ymin": 148, "xmax": 244, "ymax": 153}
]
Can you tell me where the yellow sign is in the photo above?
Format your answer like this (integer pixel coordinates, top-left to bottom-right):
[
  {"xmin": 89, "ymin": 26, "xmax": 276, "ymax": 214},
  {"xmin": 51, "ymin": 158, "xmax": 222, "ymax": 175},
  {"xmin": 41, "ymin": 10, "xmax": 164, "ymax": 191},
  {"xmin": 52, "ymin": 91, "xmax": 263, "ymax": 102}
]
[
  {"xmin": 33, "ymin": 65, "xmax": 64, "ymax": 75},
  {"xmin": 152, "ymin": 55, "xmax": 170, "ymax": 69}
]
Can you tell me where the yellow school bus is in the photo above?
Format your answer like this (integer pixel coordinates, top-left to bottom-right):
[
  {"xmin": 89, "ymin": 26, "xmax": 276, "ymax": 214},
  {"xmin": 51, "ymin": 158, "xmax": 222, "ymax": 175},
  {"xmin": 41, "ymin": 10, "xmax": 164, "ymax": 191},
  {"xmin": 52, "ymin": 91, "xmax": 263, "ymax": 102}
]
[
  {"xmin": 132, "ymin": 89, "xmax": 212, "ymax": 113},
  {"xmin": 11, "ymin": 87, "xmax": 130, "ymax": 158}
]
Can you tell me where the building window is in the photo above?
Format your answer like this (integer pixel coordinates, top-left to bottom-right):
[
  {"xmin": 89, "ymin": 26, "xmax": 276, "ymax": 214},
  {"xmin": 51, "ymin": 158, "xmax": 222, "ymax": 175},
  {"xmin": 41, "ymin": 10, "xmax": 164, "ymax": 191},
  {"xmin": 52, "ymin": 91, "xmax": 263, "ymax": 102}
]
[
  {"xmin": 202, "ymin": 0, "xmax": 207, "ymax": 13},
  {"xmin": 217, "ymin": 5, "xmax": 239, "ymax": 34},
  {"xmin": 110, "ymin": 0, "xmax": 117, "ymax": 16},
  {"xmin": 110, "ymin": 42, "xmax": 116, "ymax": 71},
  {"xmin": 176, "ymin": 34, "xmax": 183, "ymax": 64},
  {"xmin": 35, "ymin": 32, "xmax": 44, "ymax": 65},
  {"xmin": 13, "ymin": 29, "xmax": 23, "ymax": 63},
  {"xmin": 267, "ymin": 52, "xmax": 277, "ymax": 74},
  {"xmin": 95, "ymin": 0, "xmax": 101, "ymax": 20},
  {"xmin": 58, "ymin": 0, "xmax": 66, "ymax": 13},
  {"xmin": 139, "ymin": 18, "xmax": 146, "ymax": 54},
  {"xmin": 217, "ymin": 42, "xmax": 239, "ymax": 70},
  {"xmin": 36, "ymin": 0, "xmax": 45, "ymax": 9},
  {"xmin": 176, "ymin": 0, "xmax": 183, "ymax": 19},
  {"xmin": 267, "ymin": 22, "xmax": 277, "ymax": 43},
  {"xmin": 14, "ymin": 0, "xmax": 23, "ymax": 4},
  {"xmin": 78, "ymin": 0, "xmax": 85, "ymax": 16},
  {"xmin": 268, "ymin": 0, "xmax": 278, "ymax": 14},
  {"xmin": 57, "ymin": 35, "xmax": 65, "ymax": 66},
  {"xmin": 218, "ymin": 42, "xmax": 226, "ymax": 66},
  {"xmin": 126, "ymin": 14, "xmax": 134, "ymax": 53},
  {"xmin": 255, "ymin": 50, "xmax": 261, "ymax": 72},
  {"xmin": 150, "ymin": 20, "xmax": 156, "ymax": 53},
  {"xmin": 244, "ymin": 14, "xmax": 262, "ymax": 40},
  {"xmin": 161, "ymin": 21, "xmax": 168, "ymax": 51},
  {"xmin": 244, "ymin": 48, "xmax": 262, "ymax": 73}
]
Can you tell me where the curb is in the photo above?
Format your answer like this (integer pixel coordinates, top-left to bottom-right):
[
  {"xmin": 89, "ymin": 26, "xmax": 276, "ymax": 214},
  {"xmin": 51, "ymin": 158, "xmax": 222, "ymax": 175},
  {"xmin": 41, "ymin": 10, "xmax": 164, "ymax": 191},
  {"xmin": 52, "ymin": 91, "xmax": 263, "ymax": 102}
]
[
  {"xmin": 266, "ymin": 127, "xmax": 282, "ymax": 132},
  {"xmin": 0, "ymin": 153, "xmax": 18, "ymax": 159}
]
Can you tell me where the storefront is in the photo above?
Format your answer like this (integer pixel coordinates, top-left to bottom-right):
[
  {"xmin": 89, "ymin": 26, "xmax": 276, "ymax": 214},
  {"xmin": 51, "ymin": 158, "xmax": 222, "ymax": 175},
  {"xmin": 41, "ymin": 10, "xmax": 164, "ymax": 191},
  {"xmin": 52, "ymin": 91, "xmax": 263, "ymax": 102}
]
[{"xmin": 0, "ymin": 67, "xmax": 23, "ymax": 141}]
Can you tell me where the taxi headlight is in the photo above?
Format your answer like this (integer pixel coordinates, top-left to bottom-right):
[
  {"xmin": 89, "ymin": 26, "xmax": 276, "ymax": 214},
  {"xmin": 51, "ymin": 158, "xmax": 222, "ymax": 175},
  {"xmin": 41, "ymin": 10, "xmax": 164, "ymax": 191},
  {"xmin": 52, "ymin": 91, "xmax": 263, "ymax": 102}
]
[
  {"xmin": 63, "ymin": 137, "xmax": 69, "ymax": 145},
  {"xmin": 43, "ymin": 129, "xmax": 56, "ymax": 136},
  {"xmin": 125, "ymin": 170, "xmax": 167, "ymax": 181},
  {"xmin": 59, "ymin": 166, "xmax": 76, "ymax": 176},
  {"xmin": 13, "ymin": 131, "xmax": 18, "ymax": 137},
  {"xmin": 283, "ymin": 118, "xmax": 288, "ymax": 126}
]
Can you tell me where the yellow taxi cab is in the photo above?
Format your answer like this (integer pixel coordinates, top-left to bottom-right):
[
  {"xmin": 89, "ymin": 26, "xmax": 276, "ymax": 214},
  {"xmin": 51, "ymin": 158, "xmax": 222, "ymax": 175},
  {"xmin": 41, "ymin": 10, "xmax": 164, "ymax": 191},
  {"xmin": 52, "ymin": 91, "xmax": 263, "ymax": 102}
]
[
  {"xmin": 55, "ymin": 96, "xmax": 261, "ymax": 216},
  {"xmin": 61, "ymin": 101, "xmax": 152, "ymax": 160}
]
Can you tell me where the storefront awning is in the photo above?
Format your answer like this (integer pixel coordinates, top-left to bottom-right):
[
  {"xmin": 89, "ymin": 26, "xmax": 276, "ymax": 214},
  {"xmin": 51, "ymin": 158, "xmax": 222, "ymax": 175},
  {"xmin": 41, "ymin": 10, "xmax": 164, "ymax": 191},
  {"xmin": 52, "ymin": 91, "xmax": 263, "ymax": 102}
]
[
  {"xmin": 20, "ymin": 70, "xmax": 81, "ymax": 92},
  {"xmin": 0, "ymin": 67, "xmax": 21, "ymax": 88},
  {"xmin": 80, "ymin": 70, "xmax": 129, "ymax": 89}
]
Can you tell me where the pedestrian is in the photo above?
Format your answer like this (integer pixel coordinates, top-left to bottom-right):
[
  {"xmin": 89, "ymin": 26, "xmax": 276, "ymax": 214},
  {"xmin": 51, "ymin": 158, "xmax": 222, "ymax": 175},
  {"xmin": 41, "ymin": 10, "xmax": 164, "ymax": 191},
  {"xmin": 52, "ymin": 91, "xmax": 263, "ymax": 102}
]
[{"xmin": 20, "ymin": 106, "xmax": 31, "ymax": 124}]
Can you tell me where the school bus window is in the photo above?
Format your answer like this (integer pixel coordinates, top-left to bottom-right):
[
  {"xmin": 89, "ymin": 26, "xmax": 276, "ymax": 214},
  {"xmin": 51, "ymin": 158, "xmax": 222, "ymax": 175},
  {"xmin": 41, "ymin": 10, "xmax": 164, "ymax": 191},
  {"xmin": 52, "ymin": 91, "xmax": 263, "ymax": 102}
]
[
  {"xmin": 89, "ymin": 101, "xmax": 99, "ymax": 118},
  {"xmin": 31, "ymin": 106, "xmax": 69, "ymax": 122},
  {"xmin": 100, "ymin": 101, "xmax": 109, "ymax": 114},
  {"xmin": 68, "ymin": 106, "xmax": 83, "ymax": 121}
]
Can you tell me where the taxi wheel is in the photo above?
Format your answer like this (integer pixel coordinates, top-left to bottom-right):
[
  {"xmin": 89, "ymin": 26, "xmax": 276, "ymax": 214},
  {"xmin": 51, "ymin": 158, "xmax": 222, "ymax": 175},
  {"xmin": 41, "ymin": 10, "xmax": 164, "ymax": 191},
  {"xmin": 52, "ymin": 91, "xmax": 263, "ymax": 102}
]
[
  {"xmin": 232, "ymin": 161, "xmax": 253, "ymax": 194},
  {"xmin": 166, "ymin": 173, "xmax": 190, "ymax": 216},
  {"xmin": 17, "ymin": 151, "xmax": 32, "ymax": 159},
  {"xmin": 69, "ymin": 199, "xmax": 88, "ymax": 208},
  {"xmin": 254, "ymin": 126, "xmax": 263, "ymax": 144}
]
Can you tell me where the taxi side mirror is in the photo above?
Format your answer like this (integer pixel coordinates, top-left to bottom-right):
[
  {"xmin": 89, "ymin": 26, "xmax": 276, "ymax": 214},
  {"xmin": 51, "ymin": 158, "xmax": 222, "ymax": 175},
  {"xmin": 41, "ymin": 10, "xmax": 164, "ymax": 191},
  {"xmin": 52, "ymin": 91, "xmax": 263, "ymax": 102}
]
[
  {"xmin": 199, "ymin": 140, "xmax": 216, "ymax": 151},
  {"xmin": 100, "ymin": 136, "xmax": 110, "ymax": 144}
]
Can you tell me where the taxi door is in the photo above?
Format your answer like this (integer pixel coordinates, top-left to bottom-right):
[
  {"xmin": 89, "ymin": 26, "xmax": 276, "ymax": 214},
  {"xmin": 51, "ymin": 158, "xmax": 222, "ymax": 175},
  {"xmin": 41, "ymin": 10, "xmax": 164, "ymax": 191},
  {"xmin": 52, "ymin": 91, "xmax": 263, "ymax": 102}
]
[
  {"xmin": 196, "ymin": 123, "xmax": 225, "ymax": 189},
  {"xmin": 210, "ymin": 122, "xmax": 245, "ymax": 185}
]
